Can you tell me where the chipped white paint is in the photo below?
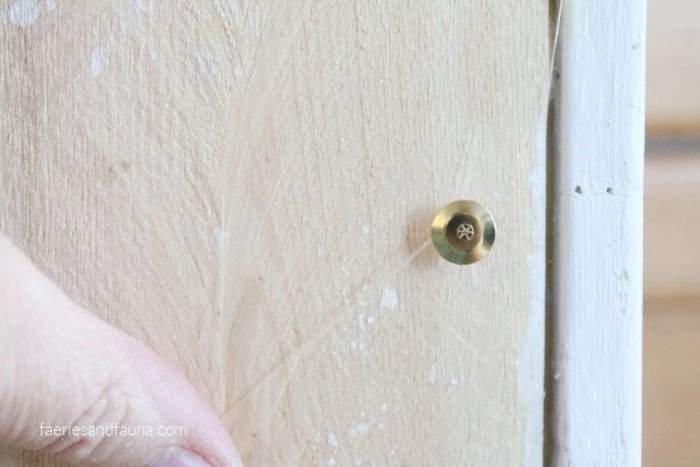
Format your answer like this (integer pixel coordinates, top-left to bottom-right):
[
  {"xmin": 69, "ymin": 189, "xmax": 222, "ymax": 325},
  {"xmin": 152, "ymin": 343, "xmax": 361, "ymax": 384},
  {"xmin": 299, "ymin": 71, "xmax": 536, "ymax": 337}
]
[
  {"xmin": 327, "ymin": 458, "xmax": 336, "ymax": 466},
  {"xmin": 378, "ymin": 285, "xmax": 397, "ymax": 311},
  {"xmin": 90, "ymin": 47, "xmax": 108, "ymax": 77},
  {"xmin": 548, "ymin": 0, "xmax": 645, "ymax": 465},
  {"xmin": 44, "ymin": 0, "xmax": 55, "ymax": 13},
  {"xmin": 361, "ymin": 224, "xmax": 370, "ymax": 235},
  {"xmin": 8, "ymin": 0, "xmax": 38, "ymax": 28}
]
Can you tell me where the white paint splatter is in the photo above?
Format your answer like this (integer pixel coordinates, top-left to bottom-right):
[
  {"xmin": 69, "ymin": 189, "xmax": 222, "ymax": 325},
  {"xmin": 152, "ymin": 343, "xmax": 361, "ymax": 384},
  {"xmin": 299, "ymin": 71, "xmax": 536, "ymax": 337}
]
[
  {"xmin": 381, "ymin": 402, "xmax": 388, "ymax": 412},
  {"xmin": 194, "ymin": 48, "xmax": 218, "ymax": 77},
  {"xmin": 254, "ymin": 4, "xmax": 262, "ymax": 37},
  {"xmin": 45, "ymin": 0, "xmax": 55, "ymax": 12},
  {"xmin": 379, "ymin": 285, "xmax": 397, "ymax": 310},
  {"xmin": 450, "ymin": 378, "xmax": 459, "ymax": 386},
  {"xmin": 341, "ymin": 288, "xmax": 350, "ymax": 305},
  {"xmin": 349, "ymin": 422, "xmax": 369, "ymax": 438},
  {"xmin": 327, "ymin": 432, "xmax": 338, "ymax": 448},
  {"xmin": 214, "ymin": 227, "xmax": 227, "ymax": 250},
  {"xmin": 428, "ymin": 365, "xmax": 437, "ymax": 385},
  {"xmin": 327, "ymin": 459, "xmax": 336, "ymax": 466},
  {"xmin": 90, "ymin": 47, "xmax": 108, "ymax": 77},
  {"xmin": 133, "ymin": 0, "xmax": 152, "ymax": 13},
  {"xmin": 8, "ymin": 0, "xmax": 39, "ymax": 28},
  {"xmin": 215, "ymin": 0, "xmax": 242, "ymax": 28},
  {"xmin": 355, "ymin": 458, "xmax": 363, "ymax": 466},
  {"xmin": 233, "ymin": 65, "xmax": 243, "ymax": 79},
  {"xmin": 362, "ymin": 224, "xmax": 370, "ymax": 235},
  {"xmin": 367, "ymin": 315, "xmax": 376, "ymax": 325},
  {"xmin": 358, "ymin": 314, "xmax": 366, "ymax": 333},
  {"xmin": 377, "ymin": 422, "xmax": 385, "ymax": 430},
  {"xmin": 350, "ymin": 340, "xmax": 358, "ymax": 351}
]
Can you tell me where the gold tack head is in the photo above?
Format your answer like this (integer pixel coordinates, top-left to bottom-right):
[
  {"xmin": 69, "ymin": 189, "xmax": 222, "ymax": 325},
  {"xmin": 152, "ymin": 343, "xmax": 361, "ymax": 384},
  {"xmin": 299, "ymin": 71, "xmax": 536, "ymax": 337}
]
[{"xmin": 431, "ymin": 200, "xmax": 496, "ymax": 265}]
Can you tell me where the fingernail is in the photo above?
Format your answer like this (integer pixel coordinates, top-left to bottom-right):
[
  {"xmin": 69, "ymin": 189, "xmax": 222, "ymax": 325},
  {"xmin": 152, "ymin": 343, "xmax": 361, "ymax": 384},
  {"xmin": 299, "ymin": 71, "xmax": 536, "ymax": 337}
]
[{"xmin": 149, "ymin": 447, "xmax": 213, "ymax": 467}]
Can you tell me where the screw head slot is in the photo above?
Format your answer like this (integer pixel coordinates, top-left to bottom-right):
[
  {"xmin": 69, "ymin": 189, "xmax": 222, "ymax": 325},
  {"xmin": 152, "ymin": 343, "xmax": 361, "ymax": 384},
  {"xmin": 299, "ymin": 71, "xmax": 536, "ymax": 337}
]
[{"xmin": 431, "ymin": 200, "xmax": 496, "ymax": 265}]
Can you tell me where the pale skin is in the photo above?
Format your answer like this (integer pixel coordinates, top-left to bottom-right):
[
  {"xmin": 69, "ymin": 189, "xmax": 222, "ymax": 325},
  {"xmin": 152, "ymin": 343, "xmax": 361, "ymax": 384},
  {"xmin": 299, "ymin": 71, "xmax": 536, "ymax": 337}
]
[{"xmin": 0, "ymin": 234, "xmax": 242, "ymax": 467}]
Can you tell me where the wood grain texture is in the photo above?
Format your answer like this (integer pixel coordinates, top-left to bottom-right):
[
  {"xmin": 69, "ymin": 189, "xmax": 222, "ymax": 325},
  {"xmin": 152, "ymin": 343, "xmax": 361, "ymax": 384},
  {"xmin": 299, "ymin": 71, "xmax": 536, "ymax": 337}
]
[
  {"xmin": 548, "ymin": 0, "xmax": 645, "ymax": 464},
  {"xmin": 0, "ymin": 1, "xmax": 550, "ymax": 465}
]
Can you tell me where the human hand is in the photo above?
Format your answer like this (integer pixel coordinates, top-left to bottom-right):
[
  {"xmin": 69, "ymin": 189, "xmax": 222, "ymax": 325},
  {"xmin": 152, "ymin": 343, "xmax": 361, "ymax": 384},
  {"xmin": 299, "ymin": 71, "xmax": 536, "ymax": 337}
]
[{"xmin": 0, "ymin": 234, "xmax": 243, "ymax": 467}]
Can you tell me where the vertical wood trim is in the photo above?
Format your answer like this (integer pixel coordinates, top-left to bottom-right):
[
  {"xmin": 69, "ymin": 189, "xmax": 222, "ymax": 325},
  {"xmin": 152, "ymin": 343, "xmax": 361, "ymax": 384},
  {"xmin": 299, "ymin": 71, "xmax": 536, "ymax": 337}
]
[{"xmin": 548, "ymin": 0, "xmax": 645, "ymax": 465}]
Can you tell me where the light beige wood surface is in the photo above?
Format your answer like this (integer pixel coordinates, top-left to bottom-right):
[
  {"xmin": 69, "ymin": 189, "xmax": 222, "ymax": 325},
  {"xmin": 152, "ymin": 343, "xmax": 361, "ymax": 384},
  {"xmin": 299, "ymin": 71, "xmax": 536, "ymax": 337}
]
[
  {"xmin": 644, "ymin": 153, "xmax": 700, "ymax": 298},
  {"xmin": 0, "ymin": 1, "xmax": 551, "ymax": 465},
  {"xmin": 642, "ymin": 0, "xmax": 700, "ymax": 461},
  {"xmin": 644, "ymin": 296, "xmax": 700, "ymax": 467},
  {"xmin": 643, "ymin": 150, "xmax": 700, "ymax": 466},
  {"xmin": 647, "ymin": 0, "xmax": 700, "ymax": 133}
]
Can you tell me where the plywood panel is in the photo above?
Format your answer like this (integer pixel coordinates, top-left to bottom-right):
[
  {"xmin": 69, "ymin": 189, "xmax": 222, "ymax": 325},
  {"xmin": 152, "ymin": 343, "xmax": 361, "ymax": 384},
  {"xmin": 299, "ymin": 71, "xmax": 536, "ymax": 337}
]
[{"xmin": 0, "ymin": 1, "xmax": 550, "ymax": 465}]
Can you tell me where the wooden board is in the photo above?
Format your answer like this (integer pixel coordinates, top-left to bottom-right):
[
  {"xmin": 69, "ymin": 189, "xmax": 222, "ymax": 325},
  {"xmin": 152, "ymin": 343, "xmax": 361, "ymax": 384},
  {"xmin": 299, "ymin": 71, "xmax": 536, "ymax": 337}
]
[{"xmin": 0, "ymin": 1, "xmax": 551, "ymax": 465}]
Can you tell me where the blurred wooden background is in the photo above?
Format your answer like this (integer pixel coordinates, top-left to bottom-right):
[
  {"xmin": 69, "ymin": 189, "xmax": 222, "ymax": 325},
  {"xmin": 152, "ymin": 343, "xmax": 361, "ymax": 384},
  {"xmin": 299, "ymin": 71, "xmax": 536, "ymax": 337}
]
[{"xmin": 644, "ymin": 0, "xmax": 700, "ymax": 465}]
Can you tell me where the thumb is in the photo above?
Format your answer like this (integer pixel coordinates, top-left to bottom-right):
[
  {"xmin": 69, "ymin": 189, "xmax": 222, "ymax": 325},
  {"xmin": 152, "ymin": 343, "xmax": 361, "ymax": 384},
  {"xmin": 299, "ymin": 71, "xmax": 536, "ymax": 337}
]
[{"xmin": 0, "ymin": 234, "xmax": 242, "ymax": 467}]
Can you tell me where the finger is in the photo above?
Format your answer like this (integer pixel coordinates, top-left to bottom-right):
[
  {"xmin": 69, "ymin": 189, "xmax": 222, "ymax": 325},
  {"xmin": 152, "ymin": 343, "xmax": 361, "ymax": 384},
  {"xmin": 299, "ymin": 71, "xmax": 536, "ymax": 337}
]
[{"xmin": 0, "ymin": 234, "xmax": 242, "ymax": 467}]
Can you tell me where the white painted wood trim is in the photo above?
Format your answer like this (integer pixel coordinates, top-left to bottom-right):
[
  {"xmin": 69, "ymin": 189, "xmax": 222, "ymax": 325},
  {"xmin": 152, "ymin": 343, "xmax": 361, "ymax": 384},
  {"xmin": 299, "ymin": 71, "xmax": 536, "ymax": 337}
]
[{"xmin": 548, "ymin": 0, "xmax": 645, "ymax": 465}]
